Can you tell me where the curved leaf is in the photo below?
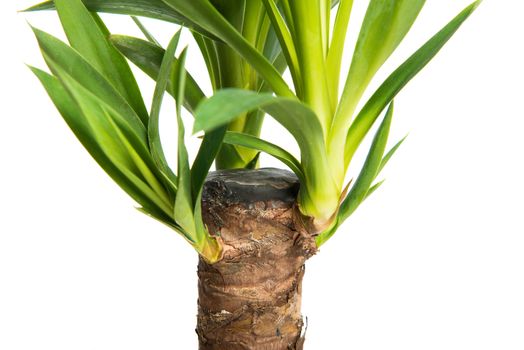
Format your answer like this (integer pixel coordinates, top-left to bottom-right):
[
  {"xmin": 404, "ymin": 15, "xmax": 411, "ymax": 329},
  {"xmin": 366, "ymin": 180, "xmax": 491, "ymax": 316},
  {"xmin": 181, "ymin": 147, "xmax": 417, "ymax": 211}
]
[
  {"xmin": 194, "ymin": 88, "xmax": 340, "ymax": 221},
  {"xmin": 149, "ymin": 32, "xmax": 182, "ymax": 192}
]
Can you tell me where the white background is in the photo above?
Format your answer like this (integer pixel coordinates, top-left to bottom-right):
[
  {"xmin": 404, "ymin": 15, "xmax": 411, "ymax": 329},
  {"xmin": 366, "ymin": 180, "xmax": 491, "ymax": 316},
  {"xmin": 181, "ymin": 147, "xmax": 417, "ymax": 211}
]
[{"xmin": 1, "ymin": 1, "xmax": 523, "ymax": 349}]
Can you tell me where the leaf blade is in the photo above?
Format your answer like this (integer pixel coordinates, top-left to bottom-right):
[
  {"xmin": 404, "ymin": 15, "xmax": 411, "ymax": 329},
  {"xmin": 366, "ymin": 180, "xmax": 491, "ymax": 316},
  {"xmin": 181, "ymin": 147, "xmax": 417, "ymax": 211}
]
[
  {"xmin": 53, "ymin": 0, "xmax": 149, "ymax": 124},
  {"xmin": 110, "ymin": 35, "xmax": 205, "ymax": 114},
  {"xmin": 149, "ymin": 31, "xmax": 182, "ymax": 192},
  {"xmin": 317, "ymin": 102, "xmax": 395, "ymax": 246},
  {"xmin": 344, "ymin": 0, "xmax": 481, "ymax": 168},
  {"xmin": 161, "ymin": 0, "xmax": 295, "ymax": 98}
]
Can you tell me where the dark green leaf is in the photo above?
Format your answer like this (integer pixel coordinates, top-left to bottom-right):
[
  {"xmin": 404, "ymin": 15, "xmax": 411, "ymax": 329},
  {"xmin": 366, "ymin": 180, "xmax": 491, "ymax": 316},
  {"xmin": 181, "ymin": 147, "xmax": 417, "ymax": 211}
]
[
  {"xmin": 110, "ymin": 35, "xmax": 205, "ymax": 114},
  {"xmin": 190, "ymin": 126, "xmax": 227, "ymax": 202}
]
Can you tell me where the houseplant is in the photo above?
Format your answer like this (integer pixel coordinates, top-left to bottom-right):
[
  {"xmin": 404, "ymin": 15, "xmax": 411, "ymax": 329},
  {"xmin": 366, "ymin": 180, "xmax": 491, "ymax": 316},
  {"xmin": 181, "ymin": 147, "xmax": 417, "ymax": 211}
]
[{"xmin": 25, "ymin": 0, "xmax": 480, "ymax": 348}]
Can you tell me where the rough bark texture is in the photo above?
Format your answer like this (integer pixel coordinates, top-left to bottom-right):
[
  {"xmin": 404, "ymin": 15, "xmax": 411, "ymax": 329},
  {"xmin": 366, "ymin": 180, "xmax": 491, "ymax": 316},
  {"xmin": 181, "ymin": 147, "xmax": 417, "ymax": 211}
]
[{"xmin": 197, "ymin": 168, "xmax": 317, "ymax": 350}]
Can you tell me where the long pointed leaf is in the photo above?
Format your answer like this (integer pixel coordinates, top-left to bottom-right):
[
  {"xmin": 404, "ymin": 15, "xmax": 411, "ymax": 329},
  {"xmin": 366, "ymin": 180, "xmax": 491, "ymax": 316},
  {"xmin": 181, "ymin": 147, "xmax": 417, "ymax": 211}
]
[
  {"xmin": 50, "ymin": 61, "xmax": 172, "ymax": 208},
  {"xmin": 52, "ymin": 0, "xmax": 149, "ymax": 124},
  {"xmin": 335, "ymin": 0, "xmax": 425, "ymax": 125},
  {"xmin": 173, "ymin": 48, "xmax": 196, "ymax": 235},
  {"xmin": 110, "ymin": 35, "xmax": 205, "ymax": 114},
  {"xmin": 378, "ymin": 135, "xmax": 408, "ymax": 175},
  {"xmin": 190, "ymin": 126, "xmax": 227, "ymax": 202},
  {"xmin": 131, "ymin": 16, "xmax": 160, "ymax": 46},
  {"xmin": 149, "ymin": 32, "xmax": 182, "ymax": 192},
  {"xmin": 261, "ymin": 0, "xmax": 302, "ymax": 96},
  {"xmin": 317, "ymin": 103, "xmax": 394, "ymax": 246},
  {"xmin": 31, "ymin": 67, "xmax": 174, "ymax": 220},
  {"xmin": 344, "ymin": 0, "xmax": 481, "ymax": 167},
  {"xmin": 32, "ymin": 28, "xmax": 147, "ymax": 145}
]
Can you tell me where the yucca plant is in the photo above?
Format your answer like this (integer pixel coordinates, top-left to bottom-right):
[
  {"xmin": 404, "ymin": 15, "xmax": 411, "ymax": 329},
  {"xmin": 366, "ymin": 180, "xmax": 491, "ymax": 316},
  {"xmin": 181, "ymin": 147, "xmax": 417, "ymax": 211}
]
[{"xmin": 25, "ymin": 0, "xmax": 480, "ymax": 348}]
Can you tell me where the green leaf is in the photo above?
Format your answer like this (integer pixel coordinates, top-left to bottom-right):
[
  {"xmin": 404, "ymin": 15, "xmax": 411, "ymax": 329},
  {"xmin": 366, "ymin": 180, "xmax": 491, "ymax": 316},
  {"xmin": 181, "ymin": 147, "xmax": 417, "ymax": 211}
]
[
  {"xmin": 335, "ymin": 0, "xmax": 425, "ymax": 125},
  {"xmin": 344, "ymin": 0, "xmax": 481, "ymax": 168},
  {"xmin": 149, "ymin": 31, "xmax": 182, "ymax": 193},
  {"xmin": 378, "ymin": 135, "xmax": 407, "ymax": 175},
  {"xmin": 364, "ymin": 180, "xmax": 385, "ymax": 201},
  {"xmin": 161, "ymin": 0, "xmax": 295, "ymax": 98},
  {"xmin": 193, "ymin": 89, "xmax": 325, "ymax": 172},
  {"xmin": 288, "ymin": 0, "xmax": 332, "ymax": 130},
  {"xmin": 52, "ymin": 0, "xmax": 149, "ymax": 125},
  {"xmin": 24, "ymin": 0, "xmax": 218, "ymax": 40},
  {"xmin": 173, "ymin": 48, "xmax": 196, "ymax": 235},
  {"xmin": 317, "ymin": 102, "xmax": 394, "ymax": 247},
  {"xmin": 194, "ymin": 88, "xmax": 340, "ymax": 222},
  {"xmin": 30, "ymin": 67, "xmax": 174, "ymax": 220},
  {"xmin": 223, "ymin": 131, "xmax": 305, "ymax": 183},
  {"xmin": 190, "ymin": 126, "xmax": 227, "ymax": 202},
  {"xmin": 110, "ymin": 35, "xmax": 205, "ymax": 114},
  {"xmin": 131, "ymin": 16, "xmax": 160, "ymax": 46},
  {"xmin": 52, "ymin": 60, "xmax": 171, "ymax": 206},
  {"xmin": 193, "ymin": 90, "xmax": 274, "ymax": 133},
  {"xmin": 327, "ymin": 0, "xmax": 353, "ymax": 109},
  {"xmin": 192, "ymin": 32, "xmax": 221, "ymax": 90},
  {"xmin": 261, "ymin": 0, "xmax": 302, "ymax": 96},
  {"xmin": 245, "ymin": 152, "xmax": 261, "ymax": 170},
  {"xmin": 32, "ymin": 28, "xmax": 148, "ymax": 145}
]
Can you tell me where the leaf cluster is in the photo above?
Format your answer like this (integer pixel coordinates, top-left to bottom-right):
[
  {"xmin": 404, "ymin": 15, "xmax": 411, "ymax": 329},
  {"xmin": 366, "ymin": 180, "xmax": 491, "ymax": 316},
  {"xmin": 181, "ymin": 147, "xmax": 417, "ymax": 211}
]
[{"xmin": 25, "ymin": 0, "xmax": 481, "ymax": 257}]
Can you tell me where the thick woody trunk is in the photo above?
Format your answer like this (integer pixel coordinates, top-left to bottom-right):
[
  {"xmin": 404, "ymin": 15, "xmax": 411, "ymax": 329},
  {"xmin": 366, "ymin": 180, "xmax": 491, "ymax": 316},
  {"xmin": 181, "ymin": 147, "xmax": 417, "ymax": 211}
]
[{"xmin": 197, "ymin": 168, "xmax": 317, "ymax": 350}]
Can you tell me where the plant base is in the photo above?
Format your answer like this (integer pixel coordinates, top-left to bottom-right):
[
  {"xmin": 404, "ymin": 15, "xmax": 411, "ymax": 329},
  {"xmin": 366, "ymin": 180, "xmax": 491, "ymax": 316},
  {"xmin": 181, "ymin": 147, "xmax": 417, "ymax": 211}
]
[{"xmin": 197, "ymin": 168, "xmax": 316, "ymax": 350}]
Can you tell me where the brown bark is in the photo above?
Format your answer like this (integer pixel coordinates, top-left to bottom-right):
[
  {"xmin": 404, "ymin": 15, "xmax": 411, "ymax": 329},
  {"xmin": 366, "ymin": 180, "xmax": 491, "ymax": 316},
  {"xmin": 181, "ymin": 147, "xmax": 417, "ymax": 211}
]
[{"xmin": 197, "ymin": 168, "xmax": 317, "ymax": 350}]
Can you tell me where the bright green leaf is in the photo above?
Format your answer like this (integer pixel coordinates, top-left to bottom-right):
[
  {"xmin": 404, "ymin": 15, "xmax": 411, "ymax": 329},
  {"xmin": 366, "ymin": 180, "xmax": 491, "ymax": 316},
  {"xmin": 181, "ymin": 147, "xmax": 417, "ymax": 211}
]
[
  {"xmin": 32, "ymin": 28, "xmax": 148, "ymax": 145},
  {"xmin": 344, "ymin": 0, "xmax": 481, "ymax": 168},
  {"xmin": 317, "ymin": 102, "xmax": 394, "ymax": 246},
  {"xmin": 335, "ymin": 0, "xmax": 425, "ymax": 126}
]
